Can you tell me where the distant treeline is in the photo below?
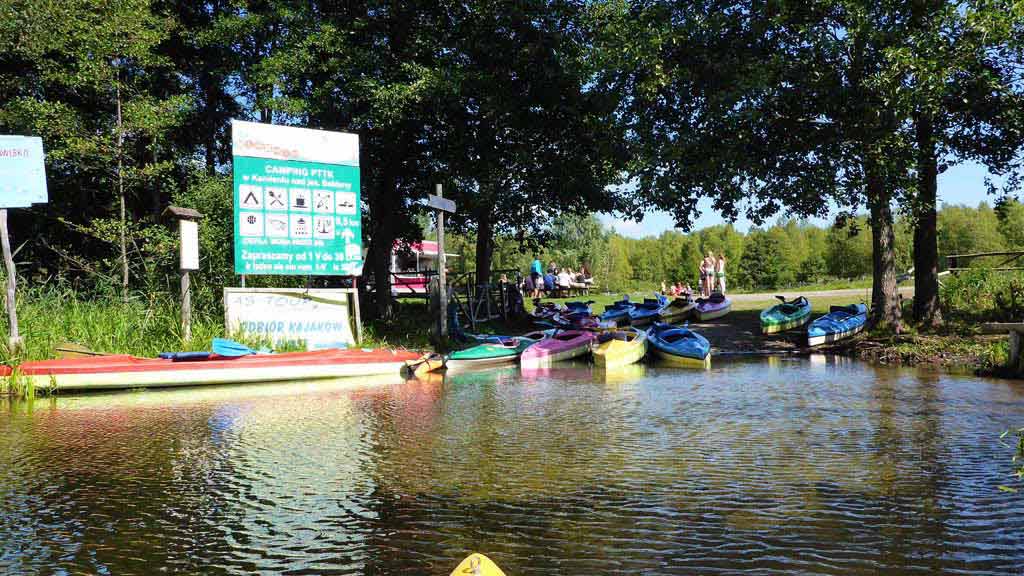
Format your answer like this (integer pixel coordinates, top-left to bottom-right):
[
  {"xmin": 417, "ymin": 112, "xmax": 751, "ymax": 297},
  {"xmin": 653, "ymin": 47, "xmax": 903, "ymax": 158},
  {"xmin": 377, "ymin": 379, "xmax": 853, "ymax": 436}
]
[{"xmin": 446, "ymin": 199, "xmax": 1024, "ymax": 292}]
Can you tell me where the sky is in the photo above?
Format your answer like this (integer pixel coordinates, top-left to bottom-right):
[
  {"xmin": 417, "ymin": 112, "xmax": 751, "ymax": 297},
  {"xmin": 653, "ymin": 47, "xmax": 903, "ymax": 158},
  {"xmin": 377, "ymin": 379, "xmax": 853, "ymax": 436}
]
[{"xmin": 599, "ymin": 160, "xmax": 1001, "ymax": 238}]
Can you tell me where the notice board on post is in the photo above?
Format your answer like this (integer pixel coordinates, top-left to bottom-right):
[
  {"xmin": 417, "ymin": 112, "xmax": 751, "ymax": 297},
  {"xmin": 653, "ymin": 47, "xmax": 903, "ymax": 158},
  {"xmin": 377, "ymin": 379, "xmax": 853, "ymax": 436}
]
[
  {"xmin": 224, "ymin": 288, "xmax": 359, "ymax": 349},
  {"xmin": 0, "ymin": 136, "xmax": 47, "ymax": 207},
  {"xmin": 231, "ymin": 120, "xmax": 363, "ymax": 276}
]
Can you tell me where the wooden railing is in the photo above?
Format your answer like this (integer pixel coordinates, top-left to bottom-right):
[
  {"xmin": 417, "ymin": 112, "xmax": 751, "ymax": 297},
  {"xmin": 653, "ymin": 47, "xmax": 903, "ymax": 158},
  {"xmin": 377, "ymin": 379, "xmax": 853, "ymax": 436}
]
[{"xmin": 946, "ymin": 251, "xmax": 1024, "ymax": 273}]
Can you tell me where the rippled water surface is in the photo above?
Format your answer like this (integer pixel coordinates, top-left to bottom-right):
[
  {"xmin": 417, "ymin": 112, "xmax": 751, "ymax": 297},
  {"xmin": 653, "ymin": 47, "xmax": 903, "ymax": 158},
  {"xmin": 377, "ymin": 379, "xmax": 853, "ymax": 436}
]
[{"xmin": 2, "ymin": 357, "xmax": 1024, "ymax": 575}]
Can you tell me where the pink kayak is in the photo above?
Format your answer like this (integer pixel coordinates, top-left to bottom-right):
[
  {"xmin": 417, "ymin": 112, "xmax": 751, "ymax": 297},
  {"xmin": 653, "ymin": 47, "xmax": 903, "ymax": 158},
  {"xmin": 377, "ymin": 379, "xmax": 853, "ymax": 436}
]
[{"xmin": 520, "ymin": 330, "xmax": 595, "ymax": 368}]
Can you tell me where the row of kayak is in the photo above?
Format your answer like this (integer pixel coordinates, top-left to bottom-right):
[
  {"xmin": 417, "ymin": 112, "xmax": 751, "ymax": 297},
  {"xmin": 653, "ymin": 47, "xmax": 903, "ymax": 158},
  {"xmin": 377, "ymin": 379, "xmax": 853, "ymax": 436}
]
[
  {"xmin": 534, "ymin": 292, "xmax": 733, "ymax": 328},
  {"xmin": 759, "ymin": 296, "xmax": 869, "ymax": 346},
  {"xmin": 430, "ymin": 322, "xmax": 711, "ymax": 374}
]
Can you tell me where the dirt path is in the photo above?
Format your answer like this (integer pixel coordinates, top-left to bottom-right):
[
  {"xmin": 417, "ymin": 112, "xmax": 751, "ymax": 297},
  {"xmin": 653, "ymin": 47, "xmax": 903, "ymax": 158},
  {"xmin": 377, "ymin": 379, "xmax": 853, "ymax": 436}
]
[{"xmin": 692, "ymin": 287, "xmax": 915, "ymax": 354}]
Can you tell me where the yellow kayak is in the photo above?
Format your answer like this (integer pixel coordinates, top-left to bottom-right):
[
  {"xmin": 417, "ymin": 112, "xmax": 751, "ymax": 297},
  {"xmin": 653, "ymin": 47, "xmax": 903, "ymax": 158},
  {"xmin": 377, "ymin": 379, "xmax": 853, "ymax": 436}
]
[
  {"xmin": 592, "ymin": 327, "xmax": 648, "ymax": 369},
  {"xmin": 449, "ymin": 553, "xmax": 506, "ymax": 576}
]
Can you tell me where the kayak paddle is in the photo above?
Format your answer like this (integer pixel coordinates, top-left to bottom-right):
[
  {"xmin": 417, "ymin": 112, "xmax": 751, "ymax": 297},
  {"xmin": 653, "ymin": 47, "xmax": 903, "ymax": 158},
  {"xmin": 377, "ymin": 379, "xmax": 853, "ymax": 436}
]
[{"xmin": 212, "ymin": 338, "xmax": 259, "ymax": 357}]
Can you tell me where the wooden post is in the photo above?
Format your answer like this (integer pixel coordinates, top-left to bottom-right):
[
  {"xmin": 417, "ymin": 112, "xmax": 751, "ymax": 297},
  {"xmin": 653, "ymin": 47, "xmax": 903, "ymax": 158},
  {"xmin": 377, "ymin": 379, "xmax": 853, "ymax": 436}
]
[
  {"xmin": 0, "ymin": 209, "xmax": 22, "ymax": 352},
  {"xmin": 352, "ymin": 277, "xmax": 362, "ymax": 344},
  {"xmin": 181, "ymin": 270, "xmax": 191, "ymax": 342},
  {"xmin": 163, "ymin": 206, "xmax": 203, "ymax": 344},
  {"xmin": 436, "ymin": 183, "xmax": 447, "ymax": 339}
]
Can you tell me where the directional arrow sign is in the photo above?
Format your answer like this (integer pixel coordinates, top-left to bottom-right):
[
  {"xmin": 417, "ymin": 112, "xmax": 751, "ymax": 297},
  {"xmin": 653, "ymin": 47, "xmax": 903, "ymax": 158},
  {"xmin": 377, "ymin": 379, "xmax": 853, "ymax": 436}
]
[
  {"xmin": 427, "ymin": 194, "xmax": 456, "ymax": 213},
  {"xmin": 341, "ymin": 228, "xmax": 355, "ymax": 242}
]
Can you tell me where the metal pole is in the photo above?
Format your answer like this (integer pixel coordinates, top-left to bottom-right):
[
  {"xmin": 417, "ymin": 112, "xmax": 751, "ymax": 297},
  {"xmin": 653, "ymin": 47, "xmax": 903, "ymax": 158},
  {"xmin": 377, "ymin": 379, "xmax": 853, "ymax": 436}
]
[
  {"xmin": 0, "ymin": 209, "xmax": 21, "ymax": 352},
  {"xmin": 181, "ymin": 269, "xmax": 191, "ymax": 342},
  {"xmin": 436, "ymin": 183, "xmax": 447, "ymax": 338}
]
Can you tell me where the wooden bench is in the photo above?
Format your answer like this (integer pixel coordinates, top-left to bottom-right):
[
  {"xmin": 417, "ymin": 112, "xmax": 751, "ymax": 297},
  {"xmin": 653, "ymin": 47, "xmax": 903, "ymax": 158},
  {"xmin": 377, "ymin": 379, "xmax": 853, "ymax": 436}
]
[{"xmin": 981, "ymin": 322, "xmax": 1024, "ymax": 375}]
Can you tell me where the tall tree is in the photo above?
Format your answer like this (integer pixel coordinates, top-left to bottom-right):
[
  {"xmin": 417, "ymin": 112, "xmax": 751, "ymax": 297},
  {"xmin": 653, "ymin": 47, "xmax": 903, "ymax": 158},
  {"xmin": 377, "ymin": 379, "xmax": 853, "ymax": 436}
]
[
  {"xmin": 436, "ymin": 0, "xmax": 627, "ymax": 283},
  {"xmin": 0, "ymin": 0, "xmax": 188, "ymax": 290}
]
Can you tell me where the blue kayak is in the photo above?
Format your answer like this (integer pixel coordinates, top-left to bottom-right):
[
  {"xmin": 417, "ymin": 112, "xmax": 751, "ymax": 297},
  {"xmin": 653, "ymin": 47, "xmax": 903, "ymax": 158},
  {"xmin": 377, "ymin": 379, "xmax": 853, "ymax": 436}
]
[
  {"xmin": 600, "ymin": 296, "xmax": 634, "ymax": 323},
  {"xmin": 628, "ymin": 293, "xmax": 669, "ymax": 325},
  {"xmin": 807, "ymin": 303, "xmax": 868, "ymax": 346},
  {"xmin": 565, "ymin": 300, "xmax": 594, "ymax": 315},
  {"xmin": 647, "ymin": 322, "xmax": 711, "ymax": 368}
]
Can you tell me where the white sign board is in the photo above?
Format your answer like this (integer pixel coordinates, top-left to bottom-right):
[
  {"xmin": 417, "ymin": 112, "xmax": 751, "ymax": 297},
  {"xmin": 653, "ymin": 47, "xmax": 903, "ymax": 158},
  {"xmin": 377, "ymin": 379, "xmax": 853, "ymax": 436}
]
[
  {"xmin": 0, "ymin": 136, "xmax": 47, "ymax": 207},
  {"xmin": 427, "ymin": 194, "xmax": 456, "ymax": 213},
  {"xmin": 224, "ymin": 288, "xmax": 357, "ymax": 349},
  {"xmin": 180, "ymin": 220, "xmax": 199, "ymax": 270}
]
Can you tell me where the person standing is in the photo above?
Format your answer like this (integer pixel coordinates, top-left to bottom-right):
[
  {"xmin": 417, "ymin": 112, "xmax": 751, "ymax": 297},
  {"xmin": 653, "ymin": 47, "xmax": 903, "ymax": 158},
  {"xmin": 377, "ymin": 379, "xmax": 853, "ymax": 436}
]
[
  {"xmin": 715, "ymin": 252, "xmax": 727, "ymax": 294},
  {"xmin": 530, "ymin": 256, "xmax": 543, "ymax": 299}
]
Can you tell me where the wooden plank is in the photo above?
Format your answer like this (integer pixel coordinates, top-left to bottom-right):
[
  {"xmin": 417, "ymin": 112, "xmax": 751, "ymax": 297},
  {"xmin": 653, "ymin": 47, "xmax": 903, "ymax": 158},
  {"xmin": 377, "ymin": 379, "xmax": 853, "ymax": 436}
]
[{"xmin": 980, "ymin": 322, "xmax": 1024, "ymax": 334}]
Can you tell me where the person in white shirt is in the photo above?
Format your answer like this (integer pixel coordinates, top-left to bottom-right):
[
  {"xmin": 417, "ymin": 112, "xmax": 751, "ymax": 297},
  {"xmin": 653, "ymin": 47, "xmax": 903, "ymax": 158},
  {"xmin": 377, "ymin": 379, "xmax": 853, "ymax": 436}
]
[{"xmin": 557, "ymin": 268, "xmax": 573, "ymax": 289}]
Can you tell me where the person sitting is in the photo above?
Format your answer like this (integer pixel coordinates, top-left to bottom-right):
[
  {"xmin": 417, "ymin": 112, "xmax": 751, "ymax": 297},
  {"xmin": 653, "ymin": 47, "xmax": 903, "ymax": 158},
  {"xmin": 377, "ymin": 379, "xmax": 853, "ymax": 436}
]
[
  {"xmin": 579, "ymin": 265, "xmax": 594, "ymax": 285},
  {"xmin": 557, "ymin": 267, "xmax": 573, "ymax": 292},
  {"xmin": 543, "ymin": 271, "xmax": 556, "ymax": 293}
]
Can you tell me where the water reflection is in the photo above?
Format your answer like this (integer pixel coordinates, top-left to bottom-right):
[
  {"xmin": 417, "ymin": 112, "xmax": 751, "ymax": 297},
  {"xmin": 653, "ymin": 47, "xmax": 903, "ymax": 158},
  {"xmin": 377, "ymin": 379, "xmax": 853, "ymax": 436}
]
[{"xmin": 2, "ymin": 358, "xmax": 1023, "ymax": 574}]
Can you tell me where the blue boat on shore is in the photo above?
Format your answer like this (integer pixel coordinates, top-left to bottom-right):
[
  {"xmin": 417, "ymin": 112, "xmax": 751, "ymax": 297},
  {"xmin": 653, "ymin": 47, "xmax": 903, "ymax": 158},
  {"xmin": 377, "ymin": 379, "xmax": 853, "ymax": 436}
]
[
  {"xmin": 628, "ymin": 293, "xmax": 669, "ymax": 325},
  {"xmin": 647, "ymin": 322, "xmax": 711, "ymax": 368},
  {"xmin": 600, "ymin": 296, "xmax": 634, "ymax": 324},
  {"xmin": 807, "ymin": 303, "xmax": 868, "ymax": 347}
]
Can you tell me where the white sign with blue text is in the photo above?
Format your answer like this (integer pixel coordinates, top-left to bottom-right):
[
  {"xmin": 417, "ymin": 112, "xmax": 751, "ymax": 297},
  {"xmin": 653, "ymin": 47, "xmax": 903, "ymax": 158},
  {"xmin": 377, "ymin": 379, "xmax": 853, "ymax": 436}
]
[
  {"xmin": 223, "ymin": 287, "xmax": 357, "ymax": 349},
  {"xmin": 0, "ymin": 136, "xmax": 47, "ymax": 207}
]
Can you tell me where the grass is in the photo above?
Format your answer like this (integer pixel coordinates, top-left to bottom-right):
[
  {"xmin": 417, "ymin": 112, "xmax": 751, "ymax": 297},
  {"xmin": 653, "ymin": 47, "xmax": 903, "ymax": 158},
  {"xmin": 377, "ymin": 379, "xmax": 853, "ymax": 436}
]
[{"xmin": 0, "ymin": 287, "xmax": 288, "ymax": 366}]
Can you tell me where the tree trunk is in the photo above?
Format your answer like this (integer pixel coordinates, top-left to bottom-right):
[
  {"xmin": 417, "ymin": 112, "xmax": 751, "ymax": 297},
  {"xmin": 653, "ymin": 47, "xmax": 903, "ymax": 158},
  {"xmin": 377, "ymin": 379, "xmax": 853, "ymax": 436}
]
[
  {"xmin": 116, "ymin": 68, "xmax": 128, "ymax": 300},
  {"xmin": 363, "ymin": 172, "xmax": 396, "ymax": 320},
  {"xmin": 867, "ymin": 162, "xmax": 902, "ymax": 331},
  {"xmin": 913, "ymin": 113, "xmax": 943, "ymax": 328},
  {"xmin": 474, "ymin": 211, "xmax": 494, "ymax": 286}
]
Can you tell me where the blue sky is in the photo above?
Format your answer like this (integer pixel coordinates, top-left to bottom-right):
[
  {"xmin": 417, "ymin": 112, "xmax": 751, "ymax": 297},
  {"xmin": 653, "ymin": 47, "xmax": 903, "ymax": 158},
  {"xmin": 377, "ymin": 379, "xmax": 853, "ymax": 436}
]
[{"xmin": 599, "ymin": 160, "xmax": 998, "ymax": 238}]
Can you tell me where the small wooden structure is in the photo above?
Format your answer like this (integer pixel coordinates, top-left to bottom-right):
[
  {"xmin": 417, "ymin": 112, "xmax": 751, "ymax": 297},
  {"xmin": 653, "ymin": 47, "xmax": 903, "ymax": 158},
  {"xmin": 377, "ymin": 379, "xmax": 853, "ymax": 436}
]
[{"xmin": 981, "ymin": 322, "xmax": 1024, "ymax": 376}]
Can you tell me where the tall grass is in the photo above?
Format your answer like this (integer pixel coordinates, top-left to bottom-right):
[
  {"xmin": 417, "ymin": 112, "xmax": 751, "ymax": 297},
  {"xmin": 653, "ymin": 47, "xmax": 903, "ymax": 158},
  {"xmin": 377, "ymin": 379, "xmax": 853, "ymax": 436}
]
[
  {"xmin": 942, "ymin": 269, "xmax": 1024, "ymax": 323},
  {"xmin": 0, "ymin": 285, "xmax": 247, "ymax": 365}
]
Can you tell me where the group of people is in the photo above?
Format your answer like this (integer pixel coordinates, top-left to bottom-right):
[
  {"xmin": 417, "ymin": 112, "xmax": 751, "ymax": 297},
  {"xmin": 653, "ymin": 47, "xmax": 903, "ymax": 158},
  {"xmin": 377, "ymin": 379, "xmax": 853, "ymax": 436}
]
[
  {"xmin": 525, "ymin": 258, "xmax": 593, "ymax": 298},
  {"xmin": 661, "ymin": 281, "xmax": 693, "ymax": 298},
  {"xmin": 700, "ymin": 252, "xmax": 727, "ymax": 297},
  {"xmin": 660, "ymin": 252, "xmax": 726, "ymax": 300}
]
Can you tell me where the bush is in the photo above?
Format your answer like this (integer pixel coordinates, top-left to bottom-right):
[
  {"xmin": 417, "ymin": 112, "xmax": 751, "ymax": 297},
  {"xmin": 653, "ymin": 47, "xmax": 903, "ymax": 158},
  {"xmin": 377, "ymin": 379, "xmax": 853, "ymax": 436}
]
[{"xmin": 941, "ymin": 269, "xmax": 1024, "ymax": 322}]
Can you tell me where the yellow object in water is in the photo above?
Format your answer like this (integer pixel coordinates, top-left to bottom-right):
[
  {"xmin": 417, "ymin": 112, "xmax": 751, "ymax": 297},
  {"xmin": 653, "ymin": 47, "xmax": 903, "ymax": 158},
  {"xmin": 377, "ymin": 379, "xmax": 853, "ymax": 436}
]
[
  {"xmin": 449, "ymin": 553, "xmax": 507, "ymax": 576},
  {"xmin": 592, "ymin": 327, "xmax": 648, "ymax": 369}
]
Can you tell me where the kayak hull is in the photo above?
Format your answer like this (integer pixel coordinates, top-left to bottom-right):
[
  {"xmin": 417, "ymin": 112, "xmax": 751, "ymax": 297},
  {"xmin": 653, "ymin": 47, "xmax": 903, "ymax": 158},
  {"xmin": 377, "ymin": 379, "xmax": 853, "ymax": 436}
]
[
  {"xmin": 520, "ymin": 331, "xmax": 594, "ymax": 368},
  {"xmin": 592, "ymin": 328, "xmax": 648, "ymax": 369},
  {"xmin": 807, "ymin": 303, "xmax": 868, "ymax": 347},
  {"xmin": 651, "ymin": 346, "xmax": 711, "ymax": 368},
  {"xmin": 696, "ymin": 302, "xmax": 731, "ymax": 321},
  {"xmin": 762, "ymin": 314, "xmax": 811, "ymax": 334},
  {"xmin": 445, "ymin": 338, "xmax": 536, "ymax": 370},
  {"xmin": 4, "ymin": 349, "xmax": 421, "ymax": 391},
  {"xmin": 760, "ymin": 297, "xmax": 812, "ymax": 334},
  {"xmin": 647, "ymin": 323, "xmax": 712, "ymax": 369},
  {"xmin": 807, "ymin": 323, "xmax": 866, "ymax": 347},
  {"xmin": 658, "ymin": 299, "xmax": 695, "ymax": 322}
]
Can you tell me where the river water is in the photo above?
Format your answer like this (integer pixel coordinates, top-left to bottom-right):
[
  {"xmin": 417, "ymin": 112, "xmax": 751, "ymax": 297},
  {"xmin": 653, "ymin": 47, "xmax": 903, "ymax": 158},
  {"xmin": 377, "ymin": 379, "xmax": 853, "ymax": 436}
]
[{"xmin": 1, "ymin": 357, "xmax": 1023, "ymax": 575}]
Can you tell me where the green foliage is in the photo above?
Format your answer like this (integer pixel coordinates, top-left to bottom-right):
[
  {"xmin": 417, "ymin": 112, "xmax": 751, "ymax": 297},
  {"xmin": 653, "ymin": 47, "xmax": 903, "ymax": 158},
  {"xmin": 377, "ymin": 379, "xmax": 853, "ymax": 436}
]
[
  {"xmin": 737, "ymin": 231, "xmax": 782, "ymax": 290},
  {"xmin": 941, "ymin": 269, "xmax": 1024, "ymax": 322}
]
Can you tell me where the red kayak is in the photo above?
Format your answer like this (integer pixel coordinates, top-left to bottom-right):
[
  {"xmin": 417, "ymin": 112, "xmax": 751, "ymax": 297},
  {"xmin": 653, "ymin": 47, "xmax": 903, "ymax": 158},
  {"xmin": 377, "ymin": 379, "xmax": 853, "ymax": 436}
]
[{"xmin": 1, "ymin": 348, "xmax": 422, "ymax": 391}]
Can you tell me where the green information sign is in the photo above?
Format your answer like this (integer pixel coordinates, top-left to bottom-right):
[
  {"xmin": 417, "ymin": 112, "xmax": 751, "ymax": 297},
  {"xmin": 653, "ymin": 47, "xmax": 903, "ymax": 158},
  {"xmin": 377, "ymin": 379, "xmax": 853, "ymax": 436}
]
[{"xmin": 232, "ymin": 120, "xmax": 362, "ymax": 275}]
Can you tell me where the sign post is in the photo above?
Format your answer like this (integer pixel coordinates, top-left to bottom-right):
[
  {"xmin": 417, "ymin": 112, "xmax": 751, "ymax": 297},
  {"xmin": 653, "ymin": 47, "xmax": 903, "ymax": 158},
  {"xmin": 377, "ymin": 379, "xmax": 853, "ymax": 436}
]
[
  {"xmin": 164, "ymin": 206, "xmax": 203, "ymax": 342},
  {"xmin": 0, "ymin": 135, "xmax": 48, "ymax": 353},
  {"xmin": 428, "ymin": 185, "xmax": 456, "ymax": 339}
]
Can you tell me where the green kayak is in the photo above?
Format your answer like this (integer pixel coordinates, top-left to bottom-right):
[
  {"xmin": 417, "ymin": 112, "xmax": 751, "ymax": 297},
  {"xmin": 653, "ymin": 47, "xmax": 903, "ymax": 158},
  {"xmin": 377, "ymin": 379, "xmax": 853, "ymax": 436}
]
[
  {"xmin": 760, "ymin": 296, "xmax": 812, "ymax": 334},
  {"xmin": 445, "ymin": 336, "xmax": 539, "ymax": 370}
]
